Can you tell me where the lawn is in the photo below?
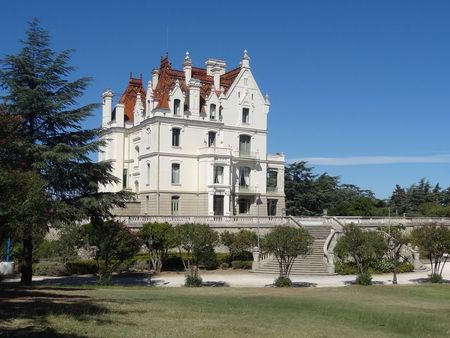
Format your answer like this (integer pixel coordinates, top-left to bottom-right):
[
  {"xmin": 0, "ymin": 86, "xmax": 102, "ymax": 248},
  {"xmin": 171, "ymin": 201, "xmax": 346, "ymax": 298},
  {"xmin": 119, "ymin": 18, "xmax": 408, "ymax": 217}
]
[{"xmin": 1, "ymin": 285, "xmax": 450, "ymax": 337}]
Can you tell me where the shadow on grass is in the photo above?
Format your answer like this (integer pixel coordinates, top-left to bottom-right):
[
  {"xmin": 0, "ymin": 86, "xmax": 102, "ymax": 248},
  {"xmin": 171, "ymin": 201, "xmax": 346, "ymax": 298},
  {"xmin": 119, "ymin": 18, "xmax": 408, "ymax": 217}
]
[
  {"xmin": 0, "ymin": 326, "xmax": 87, "ymax": 337},
  {"xmin": 409, "ymin": 277, "xmax": 450, "ymax": 284},
  {"xmin": 202, "ymin": 281, "xmax": 229, "ymax": 287},
  {"xmin": 0, "ymin": 287, "xmax": 111, "ymax": 336},
  {"xmin": 343, "ymin": 280, "xmax": 385, "ymax": 286}
]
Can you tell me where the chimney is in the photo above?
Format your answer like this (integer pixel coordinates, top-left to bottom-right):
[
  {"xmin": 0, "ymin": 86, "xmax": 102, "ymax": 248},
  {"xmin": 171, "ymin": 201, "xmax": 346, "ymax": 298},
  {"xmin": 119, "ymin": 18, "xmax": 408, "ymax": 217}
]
[
  {"xmin": 183, "ymin": 51, "xmax": 192, "ymax": 83},
  {"xmin": 102, "ymin": 89, "xmax": 113, "ymax": 128},
  {"xmin": 205, "ymin": 58, "xmax": 227, "ymax": 91},
  {"xmin": 152, "ymin": 69, "xmax": 159, "ymax": 90},
  {"xmin": 188, "ymin": 79, "xmax": 201, "ymax": 115}
]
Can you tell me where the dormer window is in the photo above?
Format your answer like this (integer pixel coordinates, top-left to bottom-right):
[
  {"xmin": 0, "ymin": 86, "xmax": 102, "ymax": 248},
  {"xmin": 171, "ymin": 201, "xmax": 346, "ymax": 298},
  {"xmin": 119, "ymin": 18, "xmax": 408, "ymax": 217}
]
[
  {"xmin": 242, "ymin": 108, "xmax": 249, "ymax": 124},
  {"xmin": 210, "ymin": 104, "xmax": 216, "ymax": 120},
  {"xmin": 174, "ymin": 99, "xmax": 181, "ymax": 116}
]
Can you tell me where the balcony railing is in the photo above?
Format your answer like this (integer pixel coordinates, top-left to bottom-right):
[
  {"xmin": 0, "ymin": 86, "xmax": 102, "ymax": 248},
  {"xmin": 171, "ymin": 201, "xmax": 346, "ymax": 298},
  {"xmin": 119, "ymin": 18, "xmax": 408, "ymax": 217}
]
[
  {"xmin": 236, "ymin": 185, "xmax": 258, "ymax": 194},
  {"xmin": 198, "ymin": 147, "xmax": 232, "ymax": 156},
  {"xmin": 234, "ymin": 151, "xmax": 259, "ymax": 159},
  {"xmin": 267, "ymin": 186, "xmax": 278, "ymax": 193}
]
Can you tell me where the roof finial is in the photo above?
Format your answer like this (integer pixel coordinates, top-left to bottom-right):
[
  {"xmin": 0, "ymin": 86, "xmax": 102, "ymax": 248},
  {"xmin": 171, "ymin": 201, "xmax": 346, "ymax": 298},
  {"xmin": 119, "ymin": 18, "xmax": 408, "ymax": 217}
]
[
  {"xmin": 241, "ymin": 49, "xmax": 250, "ymax": 68},
  {"xmin": 185, "ymin": 51, "xmax": 191, "ymax": 61},
  {"xmin": 243, "ymin": 49, "xmax": 249, "ymax": 60}
]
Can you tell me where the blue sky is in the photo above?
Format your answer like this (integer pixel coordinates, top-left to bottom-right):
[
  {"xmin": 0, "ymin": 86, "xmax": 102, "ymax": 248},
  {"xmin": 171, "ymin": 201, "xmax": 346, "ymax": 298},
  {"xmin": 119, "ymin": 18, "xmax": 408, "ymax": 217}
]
[{"xmin": 2, "ymin": 0, "xmax": 450, "ymax": 198}]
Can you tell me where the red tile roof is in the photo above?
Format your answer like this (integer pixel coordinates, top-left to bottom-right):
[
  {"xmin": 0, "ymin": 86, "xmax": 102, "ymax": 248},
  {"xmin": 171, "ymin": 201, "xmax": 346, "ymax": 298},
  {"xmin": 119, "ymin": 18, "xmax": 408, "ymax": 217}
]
[
  {"xmin": 118, "ymin": 74, "xmax": 146, "ymax": 122},
  {"xmin": 116, "ymin": 56, "xmax": 241, "ymax": 115}
]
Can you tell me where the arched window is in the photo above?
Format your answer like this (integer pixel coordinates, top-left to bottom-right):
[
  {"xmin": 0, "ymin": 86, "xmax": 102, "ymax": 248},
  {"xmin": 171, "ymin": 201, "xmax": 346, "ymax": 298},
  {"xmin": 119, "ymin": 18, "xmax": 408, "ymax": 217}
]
[
  {"xmin": 172, "ymin": 128, "xmax": 181, "ymax": 147},
  {"xmin": 239, "ymin": 167, "xmax": 251, "ymax": 188},
  {"xmin": 214, "ymin": 166, "xmax": 224, "ymax": 184},
  {"xmin": 134, "ymin": 180, "xmax": 139, "ymax": 194},
  {"xmin": 174, "ymin": 99, "xmax": 181, "ymax": 116},
  {"xmin": 239, "ymin": 135, "xmax": 251, "ymax": 156},
  {"xmin": 210, "ymin": 104, "xmax": 216, "ymax": 120},
  {"xmin": 208, "ymin": 131, "xmax": 216, "ymax": 147},
  {"xmin": 135, "ymin": 145, "xmax": 140, "ymax": 166}
]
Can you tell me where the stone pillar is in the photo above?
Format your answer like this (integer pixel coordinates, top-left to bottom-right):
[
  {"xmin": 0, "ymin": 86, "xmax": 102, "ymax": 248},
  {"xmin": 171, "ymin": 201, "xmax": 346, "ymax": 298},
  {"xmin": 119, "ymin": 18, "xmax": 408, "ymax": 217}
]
[
  {"xmin": 102, "ymin": 89, "xmax": 113, "ymax": 128},
  {"xmin": 413, "ymin": 245, "xmax": 423, "ymax": 271},
  {"xmin": 252, "ymin": 246, "xmax": 260, "ymax": 270}
]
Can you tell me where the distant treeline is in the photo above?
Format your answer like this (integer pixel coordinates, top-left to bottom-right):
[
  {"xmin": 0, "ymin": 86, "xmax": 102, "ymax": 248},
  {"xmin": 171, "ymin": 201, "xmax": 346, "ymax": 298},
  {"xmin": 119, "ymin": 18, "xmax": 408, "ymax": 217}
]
[{"xmin": 285, "ymin": 161, "xmax": 450, "ymax": 217}]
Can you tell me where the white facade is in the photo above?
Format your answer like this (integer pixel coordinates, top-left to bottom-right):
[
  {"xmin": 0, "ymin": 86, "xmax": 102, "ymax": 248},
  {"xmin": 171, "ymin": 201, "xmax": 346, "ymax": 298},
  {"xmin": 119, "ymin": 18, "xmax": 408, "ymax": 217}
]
[{"xmin": 99, "ymin": 50, "xmax": 285, "ymax": 216}]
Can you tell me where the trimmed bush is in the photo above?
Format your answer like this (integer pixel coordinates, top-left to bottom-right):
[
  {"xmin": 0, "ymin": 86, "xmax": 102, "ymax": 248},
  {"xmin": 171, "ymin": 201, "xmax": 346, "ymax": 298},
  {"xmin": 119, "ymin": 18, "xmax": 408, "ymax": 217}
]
[
  {"xmin": 185, "ymin": 268, "xmax": 202, "ymax": 287},
  {"xmin": 429, "ymin": 273, "xmax": 443, "ymax": 283},
  {"xmin": 33, "ymin": 261, "xmax": 68, "ymax": 276},
  {"xmin": 397, "ymin": 261, "xmax": 414, "ymax": 273},
  {"xmin": 274, "ymin": 276, "xmax": 292, "ymax": 287},
  {"xmin": 231, "ymin": 260, "xmax": 252, "ymax": 269},
  {"xmin": 231, "ymin": 251, "xmax": 253, "ymax": 262},
  {"xmin": 219, "ymin": 262, "xmax": 230, "ymax": 270},
  {"xmin": 65, "ymin": 260, "xmax": 98, "ymax": 275},
  {"xmin": 355, "ymin": 272, "xmax": 372, "ymax": 285}
]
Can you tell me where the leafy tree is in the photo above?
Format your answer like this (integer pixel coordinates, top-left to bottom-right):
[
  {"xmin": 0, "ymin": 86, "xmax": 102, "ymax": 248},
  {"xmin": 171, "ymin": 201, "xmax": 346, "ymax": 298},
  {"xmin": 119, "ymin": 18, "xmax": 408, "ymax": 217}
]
[
  {"xmin": 390, "ymin": 185, "xmax": 408, "ymax": 216},
  {"xmin": 329, "ymin": 197, "xmax": 386, "ymax": 216},
  {"xmin": 139, "ymin": 222, "xmax": 176, "ymax": 273},
  {"xmin": 262, "ymin": 226, "xmax": 313, "ymax": 279},
  {"xmin": 285, "ymin": 161, "xmax": 379, "ymax": 216},
  {"xmin": 220, "ymin": 229, "xmax": 257, "ymax": 261},
  {"xmin": 411, "ymin": 224, "xmax": 450, "ymax": 282},
  {"xmin": 334, "ymin": 224, "xmax": 387, "ymax": 285},
  {"xmin": 381, "ymin": 225, "xmax": 410, "ymax": 284},
  {"xmin": 0, "ymin": 20, "xmax": 130, "ymax": 284},
  {"xmin": 84, "ymin": 220, "xmax": 140, "ymax": 283},
  {"xmin": 174, "ymin": 223, "xmax": 219, "ymax": 271}
]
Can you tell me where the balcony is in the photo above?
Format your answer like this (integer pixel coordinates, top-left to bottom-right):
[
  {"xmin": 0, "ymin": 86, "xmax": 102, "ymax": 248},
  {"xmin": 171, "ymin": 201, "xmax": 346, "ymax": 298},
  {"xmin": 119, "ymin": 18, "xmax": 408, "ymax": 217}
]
[
  {"xmin": 234, "ymin": 151, "xmax": 259, "ymax": 160},
  {"xmin": 198, "ymin": 147, "xmax": 232, "ymax": 157},
  {"xmin": 236, "ymin": 185, "xmax": 258, "ymax": 194},
  {"xmin": 267, "ymin": 186, "xmax": 278, "ymax": 193}
]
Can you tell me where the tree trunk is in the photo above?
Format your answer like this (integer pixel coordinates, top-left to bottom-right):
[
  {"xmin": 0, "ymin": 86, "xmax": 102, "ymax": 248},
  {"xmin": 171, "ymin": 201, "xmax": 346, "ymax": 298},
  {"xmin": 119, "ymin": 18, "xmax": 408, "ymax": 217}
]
[{"xmin": 21, "ymin": 236, "xmax": 33, "ymax": 285}]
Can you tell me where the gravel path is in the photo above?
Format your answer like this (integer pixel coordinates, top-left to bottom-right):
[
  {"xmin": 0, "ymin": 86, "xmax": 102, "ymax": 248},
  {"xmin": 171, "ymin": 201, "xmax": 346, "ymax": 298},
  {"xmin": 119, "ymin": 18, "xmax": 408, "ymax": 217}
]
[{"xmin": 3, "ymin": 264, "xmax": 449, "ymax": 287}]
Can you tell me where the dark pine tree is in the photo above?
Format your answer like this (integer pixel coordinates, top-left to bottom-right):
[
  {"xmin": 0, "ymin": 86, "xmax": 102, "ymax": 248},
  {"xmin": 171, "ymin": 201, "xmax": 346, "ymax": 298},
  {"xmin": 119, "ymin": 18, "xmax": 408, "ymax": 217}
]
[{"xmin": 0, "ymin": 19, "xmax": 131, "ymax": 284}]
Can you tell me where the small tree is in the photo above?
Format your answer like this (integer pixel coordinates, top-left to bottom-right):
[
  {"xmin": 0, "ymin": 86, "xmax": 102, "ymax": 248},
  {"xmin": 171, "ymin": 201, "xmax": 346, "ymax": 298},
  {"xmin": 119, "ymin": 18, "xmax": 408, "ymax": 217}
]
[
  {"xmin": 84, "ymin": 220, "xmax": 140, "ymax": 283},
  {"xmin": 174, "ymin": 223, "xmax": 219, "ymax": 283},
  {"xmin": 139, "ymin": 222, "xmax": 176, "ymax": 273},
  {"xmin": 411, "ymin": 224, "xmax": 450, "ymax": 282},
  {"xmin": 382, "ymin": 225, "xmax": 410, "ymax": 284},
  {"xmin": 334, "ymin": 224, "xmax": 387, "ymax": 285},
  {"xmin": 220, "ymin": 229, "xmax": 257, "ymax": 261},
  {"xmin": 262, "ymin": 226, "xmax": 313, "ymax": 279}
]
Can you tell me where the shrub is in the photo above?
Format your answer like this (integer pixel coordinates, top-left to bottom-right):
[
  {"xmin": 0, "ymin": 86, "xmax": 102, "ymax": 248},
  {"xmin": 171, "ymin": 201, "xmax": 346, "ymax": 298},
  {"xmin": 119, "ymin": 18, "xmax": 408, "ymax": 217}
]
[
  {"xmin": 355, "ymin": 272, "xmax": 372, "ymax": 285},
  {"xmin": 231, "ymin": 251, "xmax": 253, "ymax": 261},
  {"xmin": 335, "ymin": 261, "xmax": 358, "ymax": 275},
  {"xmin": 131, "ymin": 259, "xmax": 149, "ymax": 271},
  {"xmin": 33, "ymin": 261, "xmax": 68, "ymax": 276},
  {"xmin": 231, "ymin": 260, "xmax": 252, "ymax": 269},
  {"xmin": 429, "ymin": 273, "xmax": 443, "ymax": 283},
  {"xmin": 185, "ymin": 267, "xmax": 202, "ymax": 287},
  {"xmin": 397, "ymin": 261, "xmax": 414, "ymax": 273},
  {"xmin": 220, "ymin": 262, "xmax": 230, "ymax": 270},
  {"xmin": 274, "ymin": 276, "xmax": 292, "ymax": 287},
  {"xmin": 216, "ymin": 252, "xmax": 230, "ymax": 264},
  {"xmin": 65, "ymin": 260, "xmax": 98, "ymax": 275},
  {"xmin": 163, "ymin": 255, "xmax": 185, "ymax": 271}
]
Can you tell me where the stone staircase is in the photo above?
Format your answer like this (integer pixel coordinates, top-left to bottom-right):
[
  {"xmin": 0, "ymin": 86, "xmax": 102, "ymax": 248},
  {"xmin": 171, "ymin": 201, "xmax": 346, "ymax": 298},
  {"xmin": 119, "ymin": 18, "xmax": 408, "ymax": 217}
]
[{"xmin": 253, "ymin": 222, "xmax": 333, "ymax": 275}]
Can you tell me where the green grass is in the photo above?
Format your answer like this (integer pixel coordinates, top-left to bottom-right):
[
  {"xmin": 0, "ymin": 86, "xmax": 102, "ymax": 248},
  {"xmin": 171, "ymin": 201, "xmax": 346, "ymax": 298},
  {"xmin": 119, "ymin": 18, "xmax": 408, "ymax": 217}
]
[{"xmin": 1, "ymin": 285, "xmax": 450, "ymax": 337}]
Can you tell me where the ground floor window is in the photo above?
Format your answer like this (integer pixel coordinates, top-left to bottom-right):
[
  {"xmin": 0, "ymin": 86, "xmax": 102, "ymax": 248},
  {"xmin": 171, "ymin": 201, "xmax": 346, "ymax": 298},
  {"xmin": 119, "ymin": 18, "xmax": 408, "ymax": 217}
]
[
  {"xmin": 267, "ymin": 199, "xmax": 277, "ymax": 216},
  {"xmin": 171, "ymin": 196, "xmax": 180, "ymax": 216},
  {"xmin": 239, "ymin": 198, "xmax": 250, "ymax": 214}
]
